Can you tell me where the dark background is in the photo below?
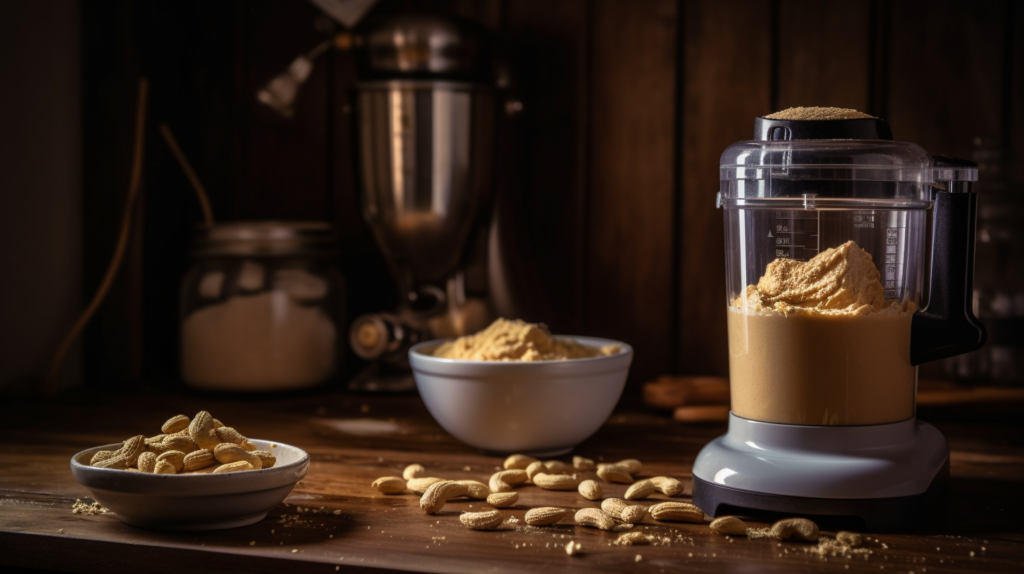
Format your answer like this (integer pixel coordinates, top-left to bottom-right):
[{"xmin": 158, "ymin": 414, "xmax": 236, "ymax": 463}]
[{"xmin": 7, "ymin": 0, "xmax": 1023, "ymax": 395}]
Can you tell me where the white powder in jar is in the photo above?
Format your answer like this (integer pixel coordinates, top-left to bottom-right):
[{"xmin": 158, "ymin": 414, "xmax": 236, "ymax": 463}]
[{"xmin": 181, "ymin": 290, "xmax": 336, "ymax": 391}]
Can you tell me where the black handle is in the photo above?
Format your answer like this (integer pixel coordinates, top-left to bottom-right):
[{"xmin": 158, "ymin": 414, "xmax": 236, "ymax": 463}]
[{"xmin": 910, "ymin": 158, "xmax": 986, "ymax": 365}]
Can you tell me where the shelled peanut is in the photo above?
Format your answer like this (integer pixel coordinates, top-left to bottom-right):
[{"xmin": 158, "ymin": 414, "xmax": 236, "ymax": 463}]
[
  {"xmin": 88, "ymin": 411, "xmax": 275, "ymax": 475},
  {"xmin": 366, "ymin": 453, "xmax": 850, "ymax": 560}
]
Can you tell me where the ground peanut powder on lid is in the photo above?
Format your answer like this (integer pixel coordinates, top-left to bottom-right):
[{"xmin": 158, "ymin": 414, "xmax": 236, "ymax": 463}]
[
  {"xmin": 432, "ymin": 319, "xmax": 620, "ymax": 361},
  {"xmin": 764, "ymin": 107, "xmax": 875, "ymax": 121}
]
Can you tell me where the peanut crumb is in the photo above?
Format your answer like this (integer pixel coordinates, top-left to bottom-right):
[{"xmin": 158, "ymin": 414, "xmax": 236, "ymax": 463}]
[
  {"xmin": 71, "ymin": 499, "xmax": 109, "ymax": 515},
  {"xmin": 746, "ymin": 527, "xmax": 772, "ymax": 539}
]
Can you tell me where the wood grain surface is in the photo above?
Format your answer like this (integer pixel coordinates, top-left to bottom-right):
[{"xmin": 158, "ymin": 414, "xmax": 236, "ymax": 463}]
[
  {"xmin": 679, "ymin": 0, "xmax": 773, "ymax": 376},
  {"xmin": 587, "ymin": 0, "xmax": 678, "ymax": 385},
  {"xmin": 73, "ymin": 1, "xmax": 1024, "ymax": 391},
  {"xmin": 1, "ymin": 393, "xmax": 1022, "ymax": 573},
  {"xmin": 887, "ymin": 0, "xmax": 1011, "ymax": 160},
  {"xmin": 502, "ymin": 0, "xmax": 590, "ymax": 331},
  {"xmin": 776, "ymin": 0, "xmax": 871, "ymax": 112}
]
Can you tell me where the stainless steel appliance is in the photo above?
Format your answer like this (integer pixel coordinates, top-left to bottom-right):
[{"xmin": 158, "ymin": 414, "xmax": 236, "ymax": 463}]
[{"xmin": 347, "ymin": 12, "xmax": 496, "ymax": 391}]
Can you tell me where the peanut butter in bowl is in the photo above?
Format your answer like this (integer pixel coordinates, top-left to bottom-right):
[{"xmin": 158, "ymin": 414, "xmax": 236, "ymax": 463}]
[
  {"xmin": 410, "ymin": 320, "xmax": 633, "ymax": 454},
  {"xmin": 431, "ymin": 318, "xmax": 621, "ymax": 362}
]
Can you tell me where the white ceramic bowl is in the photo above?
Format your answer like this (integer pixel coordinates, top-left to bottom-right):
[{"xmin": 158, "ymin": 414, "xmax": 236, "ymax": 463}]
[
  {"xmin": 70, "ymin": 439, "xmax": 309, "ymax": 530},
  {"xmin": 409, "ymin": 336, "xmax": 633, "ymax": 456}
]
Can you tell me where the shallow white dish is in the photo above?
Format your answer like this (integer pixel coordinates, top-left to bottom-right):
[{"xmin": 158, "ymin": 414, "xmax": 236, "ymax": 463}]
[
  {"xmin": 409, "ymin": 336, "xmax": 633, "ymax": 456},
  {"xmin": 70, "ymin": 439, "xmax": 309, "ymax": 530}
]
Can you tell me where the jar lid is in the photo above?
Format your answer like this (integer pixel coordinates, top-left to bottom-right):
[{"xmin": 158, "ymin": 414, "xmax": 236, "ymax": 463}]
[{"xmin": 193, "ymin": 221, "xmax": 336, "ymax": 257}]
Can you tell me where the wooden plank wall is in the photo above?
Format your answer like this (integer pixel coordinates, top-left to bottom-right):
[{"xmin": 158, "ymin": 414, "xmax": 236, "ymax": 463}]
[{"xmin": 81, "ymin": 0, "xmax": 1023, "ymax": 394}]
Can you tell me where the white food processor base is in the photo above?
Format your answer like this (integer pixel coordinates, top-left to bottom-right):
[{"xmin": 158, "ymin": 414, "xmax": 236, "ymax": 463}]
[{"xmin": 692, "ymin": 413, "xmax": 949, "ymax": 531}]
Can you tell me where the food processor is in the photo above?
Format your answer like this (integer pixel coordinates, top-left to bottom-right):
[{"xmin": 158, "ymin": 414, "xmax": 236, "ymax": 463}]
[{"xmin": 692, "ymin": 111, "xmax": 986, "ymax": 530}]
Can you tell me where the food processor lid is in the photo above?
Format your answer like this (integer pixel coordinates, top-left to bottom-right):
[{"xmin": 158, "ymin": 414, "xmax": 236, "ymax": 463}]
[
  {"xmin": 720, "ymin": 138, "xmax": 934, "ymax": 185},
  {"xmin": 754, "ymin": 116, "xmax": 893, "ymax": 141},
  {"xmin": 721, "ymin": 108, "xmax": 978, "ymax": 187}
]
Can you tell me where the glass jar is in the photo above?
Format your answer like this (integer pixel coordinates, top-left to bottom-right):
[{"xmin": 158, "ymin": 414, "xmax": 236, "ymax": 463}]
[{"xmin": 180, "ymin": 221, "xmax": 345, "ymax": 391}]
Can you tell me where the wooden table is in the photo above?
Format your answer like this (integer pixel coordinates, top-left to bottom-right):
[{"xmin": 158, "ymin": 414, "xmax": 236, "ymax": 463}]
[{"xmin": 1, "ymin": 391, "xmax": 1022, "ymax": 573}]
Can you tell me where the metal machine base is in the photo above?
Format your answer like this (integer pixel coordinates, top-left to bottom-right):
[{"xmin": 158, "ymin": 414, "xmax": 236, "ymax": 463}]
[{"xmin": 691, "ymin": 413, "xmax": 950, "ymax": 531}]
